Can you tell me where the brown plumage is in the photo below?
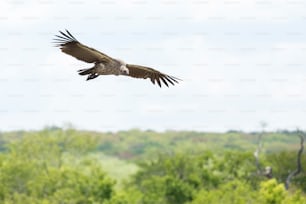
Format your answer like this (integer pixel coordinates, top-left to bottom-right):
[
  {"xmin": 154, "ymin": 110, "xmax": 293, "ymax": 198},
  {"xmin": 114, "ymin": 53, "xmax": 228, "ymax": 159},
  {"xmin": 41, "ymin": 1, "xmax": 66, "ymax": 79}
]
[{"xmin": 53, "ymin": 29, "xmax": 180, "ymax": 87}]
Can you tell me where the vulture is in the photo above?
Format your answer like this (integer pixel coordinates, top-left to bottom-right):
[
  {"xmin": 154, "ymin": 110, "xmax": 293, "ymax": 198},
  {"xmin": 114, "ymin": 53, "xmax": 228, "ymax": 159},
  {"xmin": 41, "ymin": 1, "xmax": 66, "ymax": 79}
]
[{"xmin": 53, "ymin": 30, "xmax": 180, "ymax": 87}]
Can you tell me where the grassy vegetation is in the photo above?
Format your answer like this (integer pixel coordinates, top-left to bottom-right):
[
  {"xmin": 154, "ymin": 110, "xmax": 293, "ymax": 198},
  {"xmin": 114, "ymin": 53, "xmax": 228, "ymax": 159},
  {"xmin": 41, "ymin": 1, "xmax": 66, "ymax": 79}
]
[{"xmin": 0, "ymin": 128, "xmax": 305, "ymax": 203}]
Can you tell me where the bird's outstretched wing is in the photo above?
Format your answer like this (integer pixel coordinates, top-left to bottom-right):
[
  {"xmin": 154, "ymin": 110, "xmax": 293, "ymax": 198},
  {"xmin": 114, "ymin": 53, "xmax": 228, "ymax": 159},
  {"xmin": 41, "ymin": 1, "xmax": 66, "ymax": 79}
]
[
  {"xmin": 126, "ymin": 64, "xmax": 180, "ymax": 87},
  {"xmin": 53, "ymin": 30, "xmax": 112, "ymax": 63}
]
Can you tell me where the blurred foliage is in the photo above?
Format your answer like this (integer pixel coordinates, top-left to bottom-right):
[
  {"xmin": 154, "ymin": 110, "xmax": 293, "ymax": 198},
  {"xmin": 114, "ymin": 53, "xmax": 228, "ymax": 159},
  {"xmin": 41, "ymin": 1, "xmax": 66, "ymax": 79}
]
[{"xmin": 0, "ymin": 128, "xmax": 305, "ymax": 203}]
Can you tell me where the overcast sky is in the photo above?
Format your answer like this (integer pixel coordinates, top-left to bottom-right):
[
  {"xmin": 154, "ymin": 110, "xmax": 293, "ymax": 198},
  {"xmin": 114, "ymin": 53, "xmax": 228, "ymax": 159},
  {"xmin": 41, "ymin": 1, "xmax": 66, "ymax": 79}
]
[{"xmin": 1, "ymin": 0, "xmax": 306, "ymax": 132}]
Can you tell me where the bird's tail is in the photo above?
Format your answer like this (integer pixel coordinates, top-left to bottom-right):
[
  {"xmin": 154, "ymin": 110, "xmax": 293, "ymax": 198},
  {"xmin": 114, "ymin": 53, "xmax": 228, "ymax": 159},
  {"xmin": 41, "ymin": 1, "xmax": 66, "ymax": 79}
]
[
  {"xmin": 78, "ymin": 68, "xmax": 99, "ymax": 80},
  {"xmin": 78, "ymin": 68, "xmax": 94, "ymax": 75}
]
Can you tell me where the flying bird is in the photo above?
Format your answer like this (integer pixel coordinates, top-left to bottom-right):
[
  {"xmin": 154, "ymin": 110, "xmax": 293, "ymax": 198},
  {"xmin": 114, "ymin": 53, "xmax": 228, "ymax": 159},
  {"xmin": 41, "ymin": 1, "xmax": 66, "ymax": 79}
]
[{"xmin": 53, "ymin": 30, "xmax": 180, "ymax": 87}]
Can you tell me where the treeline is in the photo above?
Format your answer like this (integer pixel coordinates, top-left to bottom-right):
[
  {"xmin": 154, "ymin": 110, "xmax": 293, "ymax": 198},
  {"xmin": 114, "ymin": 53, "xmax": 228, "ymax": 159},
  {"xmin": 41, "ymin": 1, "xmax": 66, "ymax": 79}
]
[
  {"xmin": 0, "ymin": 128, "xmax": 305, "ymax": 203},
  {"xmin": 0, "ymin": 128, "xmax": 303, "ymax": 160}
]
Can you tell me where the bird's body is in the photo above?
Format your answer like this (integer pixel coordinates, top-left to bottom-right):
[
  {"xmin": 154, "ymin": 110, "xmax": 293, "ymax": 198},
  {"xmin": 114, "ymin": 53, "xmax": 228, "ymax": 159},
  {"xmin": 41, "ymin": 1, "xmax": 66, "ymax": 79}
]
[
  {"xmin": 53, "ymin": 30, "xmax": 180, "ymax": 87},
  {"xmin": 79, "ymin": 60, "xmax": 125, "ymax": 79}
]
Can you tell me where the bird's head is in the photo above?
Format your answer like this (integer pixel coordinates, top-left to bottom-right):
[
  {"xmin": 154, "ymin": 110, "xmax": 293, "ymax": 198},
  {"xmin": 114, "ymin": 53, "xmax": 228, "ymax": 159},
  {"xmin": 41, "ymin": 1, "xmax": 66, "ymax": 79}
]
[
  {"xmin": 120, "ymin": 65, "xmax": 129, "ymax": 75},
  {"xmin": 118, "ymin": 59, "xmax": 129, "ymax": 75}
]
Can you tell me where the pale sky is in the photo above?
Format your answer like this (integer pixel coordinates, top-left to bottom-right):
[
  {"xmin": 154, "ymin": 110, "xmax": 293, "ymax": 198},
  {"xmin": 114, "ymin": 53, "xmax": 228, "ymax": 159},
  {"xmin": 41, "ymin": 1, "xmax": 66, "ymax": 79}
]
[{"xmin": 1, "ymin": 0, "xmax": 306, "ymax": 132}]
